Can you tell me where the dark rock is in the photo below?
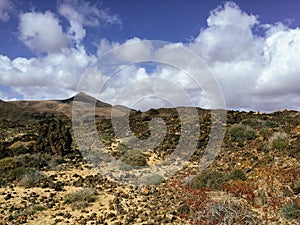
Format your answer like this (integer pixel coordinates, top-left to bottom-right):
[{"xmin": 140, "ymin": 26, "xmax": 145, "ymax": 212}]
[
  {"xmin": 48, "ymin": 181, "xmax": 64, "ymax": 191},
  {"xmin": 35, "ymin": 117, "xmax": 72, "ymax": 156},
  {"xmin": 54, "ymin": 218, "xmax": 63, "ymax": 223},
  {"xmin": 291, "ymin": 179, "xmax": 300, "ymax": 195},
  {"xmin": 4, "ymin": 193, "xmax": 12, "ymax": 201},
  {"xmin": 107, "ymin": 213, "xmax": 116, "ymax": 219},
  {"xmin": 64, "ymin": 213, "xmax": 72, "ymax": 219}
]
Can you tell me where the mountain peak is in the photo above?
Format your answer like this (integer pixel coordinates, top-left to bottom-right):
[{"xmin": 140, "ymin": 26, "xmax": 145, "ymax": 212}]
[
  {"xmin": 74, "ymin": 92, "xmax": 97, "ymax": 103},
  {"xmin": 62, "ymin": 92, "xmax": 111, "ymax": 108}
]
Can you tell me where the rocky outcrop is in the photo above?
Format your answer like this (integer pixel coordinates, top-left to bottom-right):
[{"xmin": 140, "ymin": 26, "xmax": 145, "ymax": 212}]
[{"xmin": 35, "ymin": 117, "xmax": 72, "ymax": 156}]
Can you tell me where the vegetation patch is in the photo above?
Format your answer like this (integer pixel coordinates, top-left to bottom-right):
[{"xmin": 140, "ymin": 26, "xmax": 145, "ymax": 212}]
[
  {"xmin": 222, "ymin": 180, "xmax": 256, "ymax": 202},
  {"xmin": 281, "ymin": 203, "xmax": 300, "ymax": 220},
  {"xmin": 0, "ymin": 157, "xmax": 19, "ymax": 170},
  {"xmin": 241, "ymin": 118, "xmax": 260, "ymax": 127},
  {"xmin": 195, "ymin": 200, "xmax": 258, "ymax": 225},
  {"xmin": 16, "ymin": 168, "xmax": 45, "ymax": 188},
  {"xmin": 230, "ymin": 169, "xmax": 247, "ymax": 181},
  {"xmin": 265, "ymin": 120, "xmax": 279, "ymax": 128},
  {"xmin": 269, "ymin": 132, "xmax": 288, "ymax": 150},
  {"xmin": 64, "ymin": 188, "xmax": 96, "ymax": 209},
  {"xmin": 13, "ymin": 204, "xmax": 46, "ymax": 219},
  {"xmin": 229, "ymin": 124, "xmax": 257, "ymax": 145},
  {"xmin": 120, "ymin": 149, "xmax": 147, "ymax": 167},
  {"xmin": 189, "ymin": 170, "xmax": 228, "ymax": 190}
]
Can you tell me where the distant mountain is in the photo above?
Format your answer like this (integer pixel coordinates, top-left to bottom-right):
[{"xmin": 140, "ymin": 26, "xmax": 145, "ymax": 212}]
[
  {"xmin": 1, "ymin": 92, "xmax": 127, "ymax": 119},
  {"xmin": 61, "ymin": 92, "xmax": 111, "ymax": 108}
]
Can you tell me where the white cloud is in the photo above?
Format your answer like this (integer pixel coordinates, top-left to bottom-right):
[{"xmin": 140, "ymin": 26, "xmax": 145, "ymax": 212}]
[
  {"xmin": 187, "ymin": 1, "xmax": 300, "ymax": 111},
  {"xmin": 0, "ymin": 46, "xmax": 95, "ymax": 99},
  {"xmin": 97, "ymin": 38, "xmax": 155, "ymax": 62},
  {"xmin": 97, "ymin": 38, "xmax": 120, "ymax": 56},
  {"xmin": 256, "ymin": 28, "xmax": 300, "ymax": 95},
  {"xmin": 19, "ymin": 11, "xmax": 68, "ymax": 53},
  {"xmin": 207, "ymin": 1, "xmax": 258, "ymax": 29},
  {"xmin": 58, "ymin": 0, "xmax": 121, "ymax": 44},
  {"xmin": 96, "ymin": 64, "xmax": 200, "ymax": 110},
  {"xmin": 1, "ymin": 1, "xmax": 300, "ymax": 112},
  {"xmin": 189, "ymin": 1, "xmax": 262, "ymax": 63},
  {"xmin": 113, "ymin": 38, "xmax": 154, "ymax": 62},
  {"xmin": 0, "ymin": 0, "xmax": 13, "ymax": 22}
]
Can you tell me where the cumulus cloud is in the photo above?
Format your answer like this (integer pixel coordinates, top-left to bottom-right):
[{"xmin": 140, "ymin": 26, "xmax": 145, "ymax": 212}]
[
  {"xmin": 0, "ymin": 0, "xmax": 13, "ymax": 22},
  {"xmin": 0, "ymin": 46, "xmax": 95, "ymax": 99},
  {"xmin": 189, "ymin": 1, "xmax": 262, "ymax": 63},
  {"xmin": 1, "ymin": 1, "xmax": 300, "ymax": 112},
  {"xmin": 95, "ymin": 64, "xmax": 201, "ymax": 110},
  {"xmin": 207, "ymin": 1, "xmax": 258, "ymax": 29},
  {"xmin": 58, "ymin": 0, "xmax": 121, "ymax": 44},
  {"xmin": 106, "ymin": 38, "xmax": 154, "ymax": 62},
  {"xmin": 256, "ymin": 28, "xmax": 300, "ymax": 94},
  {"xmin": 188, "ymin": 1, "xmax": 300, "ymax": 111},
  {"xmin": 19, "ymin": 11, "xmax": 68, "ymax": 53}
]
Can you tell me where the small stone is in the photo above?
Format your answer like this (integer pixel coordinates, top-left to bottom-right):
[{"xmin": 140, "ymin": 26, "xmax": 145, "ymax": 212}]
[
  {"xmin": 4, "ymin": 193, "xmax": 12, "ymax": 201},
  {"xmin": 107, "ymin": 213, "xmax": 116, "ymax": 219},
  {"xmin": 54, "ymin": 218, "xmax": 63, "ymax": 223},
  {"xmin": 64, "ymin": 213, "xmax": 72, "ymax": 219}
]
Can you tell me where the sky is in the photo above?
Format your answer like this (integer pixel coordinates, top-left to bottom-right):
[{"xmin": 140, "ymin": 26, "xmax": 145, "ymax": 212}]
[{"xmin": 1, "ymin": 0, "xmax": 300, "ymax": 112}]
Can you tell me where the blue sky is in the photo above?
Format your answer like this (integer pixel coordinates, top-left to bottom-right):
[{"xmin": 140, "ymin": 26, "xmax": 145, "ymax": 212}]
[
  {"xmin": 2, "ymin": 0, "xmax": 300, "ymax": 58},
  {"xmin": 1, "ymin": 0, "xmax": 300, "ymax": 111}
]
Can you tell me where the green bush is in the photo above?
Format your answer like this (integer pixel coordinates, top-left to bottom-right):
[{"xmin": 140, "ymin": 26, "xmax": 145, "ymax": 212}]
[
  {"xmin": 241, "ymin": 119, "xmax": 259, "ymax": 127},
  {"xmin": 269, "ymin": 132, "xmax": 288, "ymax": 150},
  {"xmin": 272, "ymin": 139, "xmax": 288, "ymax": 150},
  {"xmin": 229, "ymin": 125, "xmax": 246, "ymax": 143},
  {"xmin": 244, "ymin": 127, "xmax": 257, "ymax": 140},
  {"xmin": 259, "ymin": 128, "xmax": 272, "ymax": 139},
  {"xmin": 15, "ymin": 153, "xmax": 49, "ymax": 169},
  {"xmin": 120, "ymin": 149, "xmax": 147, "ymax": 166},
  {"xmin": 190, "ymin": 171, "xmax": 228, "ymax": 190},
  {"xmin": 230, "ymin": 169, "xmax": 247, "ymax": 181},
  {"xmin": 17, "ymin": 168, "xmax": 45, "ymax": 188},
  {"xmin": 13, "ymin": 204, "xmax": 46, "ymax": 219},
  {"xmin": 64, "ymin": 188, "xmax": 96, "ymax": 209},
  {"xmin": 0, "ymin": 157, "xmax": 19, "ymax": 170},
  {"xmin": 282, "ymin": 203, "xmax": 300, "ymax": 219},
  {"xmin": 229, "ymin": 124, "xmax": 257, "ymax": 144},
  {"xmin": 265, "ymin": 120, "xmax": 279, "ymax": 128}
]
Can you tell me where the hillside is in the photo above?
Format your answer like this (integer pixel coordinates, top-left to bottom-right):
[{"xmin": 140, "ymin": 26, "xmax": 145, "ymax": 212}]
[
  {"xmin": 0, "ymin": 94, "xmax": 299, "ymax": 224},
  {"xmin": 8, "ymin": 92, "xmax": 128, "ymax": 119}
]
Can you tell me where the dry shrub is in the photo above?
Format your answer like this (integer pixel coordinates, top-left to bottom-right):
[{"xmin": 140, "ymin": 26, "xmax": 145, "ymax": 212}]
[
  {"xmin": 222, "ymin": 180, "xmax": 256, "ymax": 202},
  {"xmin": 195, "ymin": 200, "xmax": 259, "ymax": 225}
]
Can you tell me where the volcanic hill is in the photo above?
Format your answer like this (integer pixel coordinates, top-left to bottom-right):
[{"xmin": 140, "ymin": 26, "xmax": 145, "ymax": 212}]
[{"xmin": 0, "ymin": 93, "xmax": 299, "ymax": 224}]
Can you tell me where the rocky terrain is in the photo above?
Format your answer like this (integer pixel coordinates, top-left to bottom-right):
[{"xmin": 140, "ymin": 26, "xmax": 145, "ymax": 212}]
[{"xmin": 0, "ymin": 93, "xmax": 300, "ymax": 224}]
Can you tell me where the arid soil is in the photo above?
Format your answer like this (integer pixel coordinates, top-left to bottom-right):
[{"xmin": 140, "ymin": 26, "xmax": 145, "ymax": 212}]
[{"xmin": 0, "ymin": 93, "xmax": 300, "ymax": 224}]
